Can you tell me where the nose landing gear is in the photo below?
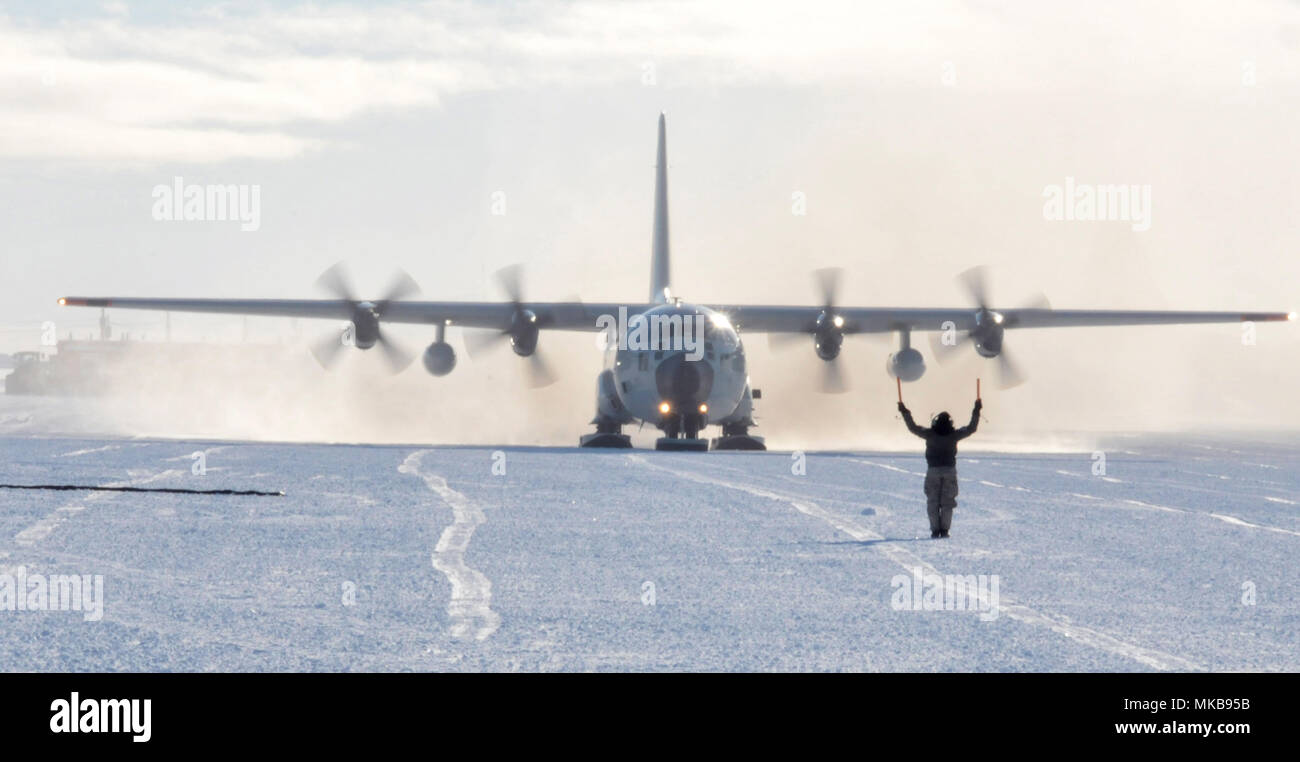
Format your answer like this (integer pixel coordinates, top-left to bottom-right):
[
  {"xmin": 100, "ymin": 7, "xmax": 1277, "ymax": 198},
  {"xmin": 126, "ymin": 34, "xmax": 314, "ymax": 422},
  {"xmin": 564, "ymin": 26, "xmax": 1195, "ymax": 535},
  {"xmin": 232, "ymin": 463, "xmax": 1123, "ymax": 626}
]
[{"xmin": 655, "ymin": 409, "xmax": 709, "ymax": 451}]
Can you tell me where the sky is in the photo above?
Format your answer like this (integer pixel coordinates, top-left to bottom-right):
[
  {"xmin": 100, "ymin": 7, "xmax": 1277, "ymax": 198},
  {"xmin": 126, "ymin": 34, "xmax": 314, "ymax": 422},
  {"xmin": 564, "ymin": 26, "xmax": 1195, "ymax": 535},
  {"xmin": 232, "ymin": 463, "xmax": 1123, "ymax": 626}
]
[{"xmin": 1, "ymin": 0, "xmax": 1297, "ymax": 445}]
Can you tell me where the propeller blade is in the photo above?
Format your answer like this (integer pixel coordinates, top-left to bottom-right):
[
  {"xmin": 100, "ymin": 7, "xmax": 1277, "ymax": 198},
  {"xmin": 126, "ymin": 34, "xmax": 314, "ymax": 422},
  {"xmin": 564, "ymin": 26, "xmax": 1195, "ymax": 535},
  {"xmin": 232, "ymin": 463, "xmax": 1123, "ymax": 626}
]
[
  {"xmin": 947, "ymin": 266, "xmax": 1038, "ymax": 386},
  {"xmin": 818, "ymin": 358, "xmax": 850, "ymax": 394},
  {"xmin": 525, "ymin": 352, "xmax": 557, "ymax": 388},
  {"xmin": 309, "ymin": 329, "xmax": 349, "ymax": 369},
  {"xmin": 928, "ymin": 329, "xmax": 973, "ymax": 365},
  {"xmin": 1019, "ymin": 292, "xmax": 1051, "ymax": 311},
  {"xmin": 996, "ymin": 347, "xmax": 1027, "ymax": 389},
  {"xmin": 375, "ymin": 327, "xmax": 415, "ymax": 373},
  {"xmin": 814, "ymin": 267, "xmax": 842, "ymax": 309},
  {"xmin": 315, "ymin": 262, "xmax": 357, "ymax": 302},
  {"xmin": 1003, "ymin": 293, "xmax": 1052, "ymax": 327},
  {"xmin": 495, "ymin": 264, "xmax": 524, "ymax": 304},
  {"xmin": 958, "ymin": 265, "xmax": 990, "ymax": 308},
  {"xmin": 379, "ymin": 269, "xmax": 422, "ymax": 306}
]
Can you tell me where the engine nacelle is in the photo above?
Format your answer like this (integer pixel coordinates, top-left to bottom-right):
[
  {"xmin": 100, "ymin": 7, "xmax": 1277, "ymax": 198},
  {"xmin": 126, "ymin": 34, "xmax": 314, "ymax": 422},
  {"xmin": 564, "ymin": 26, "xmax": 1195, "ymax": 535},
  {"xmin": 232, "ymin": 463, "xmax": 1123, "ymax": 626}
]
[
  {"xmin": 887, "ymin": 347, "xmax": 926, "ymax": 382},
  {"xmin": 350, "ymin": 305, "xmax": 381, "ymax": 350},
  {"xmin": 813, "ymin": 311, "xmax": 844, "ymax": 361},
  {"xmin": 422, "ymin": 341, "xmax": 456, "ymax": 376},
  {"xmin": 973, "ymin": 326, "xmax": 1004, "ymax": 358},
  {"xmin": 814, "ymin": 331, "xmax": 842, "ymax": 361},
  {"xmin": 970, "ymin": 310, "xmax": 1005, "ymax": 358},
  {"xmin": 510, "ymin": 309, "xmax": 540, "ymax": 357}
]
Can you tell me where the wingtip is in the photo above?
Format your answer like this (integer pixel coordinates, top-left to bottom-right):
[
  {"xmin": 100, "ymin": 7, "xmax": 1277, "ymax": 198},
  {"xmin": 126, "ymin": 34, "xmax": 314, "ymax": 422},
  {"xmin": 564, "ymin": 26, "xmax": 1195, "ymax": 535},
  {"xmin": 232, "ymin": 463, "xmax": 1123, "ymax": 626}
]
[{"xmin": 57, "ymin": 297, "xmax": 67, "ymax": 306}]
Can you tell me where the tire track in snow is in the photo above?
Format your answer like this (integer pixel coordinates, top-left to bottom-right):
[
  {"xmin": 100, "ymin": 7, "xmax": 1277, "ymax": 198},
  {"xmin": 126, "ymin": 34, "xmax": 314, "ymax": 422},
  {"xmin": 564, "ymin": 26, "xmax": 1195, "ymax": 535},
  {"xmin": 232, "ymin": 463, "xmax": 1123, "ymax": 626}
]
[
  {"xmin": 868, "ymin": 459, "xmax": 1300, "ymax": 540},
  {"xmin": 399, "ymin": 450, "xmax": 500, "ymax": 641},
  {"xmin": 1208, "ymin": 512, "xmax": 1300, "ymax": 537},
  {"xmin": 2, "ymin": 446, "xmax": 226, "ymax": 575},
  {"xmin": 852, "ymin": 459, "xmax": 926, "ymax": 477},
  {"xmin": 631, "ymin": 454, "xmax": 1205, "ymax": 672},
  {"xmin": 1061, "ymin": 494, "xmax": 1300, "ymax": 537},
  {"xmin": 56, "ymin": 444, "xmax": 122, "ymax": 458},
  {"xmin": 162, "ymin": 446, "xmax": 228, "ymax": 462}
]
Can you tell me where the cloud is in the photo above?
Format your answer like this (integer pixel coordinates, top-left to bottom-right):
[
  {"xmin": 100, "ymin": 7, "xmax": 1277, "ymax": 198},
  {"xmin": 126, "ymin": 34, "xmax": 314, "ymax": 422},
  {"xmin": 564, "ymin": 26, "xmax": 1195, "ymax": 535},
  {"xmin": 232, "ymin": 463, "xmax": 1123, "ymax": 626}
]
[{"xmin": 3, "ymin": 0, "xmax": 1297, "ymax": 163}]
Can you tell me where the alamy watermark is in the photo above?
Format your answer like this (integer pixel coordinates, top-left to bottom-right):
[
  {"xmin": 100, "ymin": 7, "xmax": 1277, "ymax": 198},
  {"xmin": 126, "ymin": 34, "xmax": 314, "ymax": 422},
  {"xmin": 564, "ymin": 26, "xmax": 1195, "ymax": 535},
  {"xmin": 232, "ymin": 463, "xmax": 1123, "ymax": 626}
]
[
  {"xmin": 890, "ymin": 566, "xmax": 1000, "ymax": 621},
  {"xmin": 0, "ymin": 565, "xmax": 104, "ymax": 622},
  {"xmin": 595, "ymin": 306, "xmax": 706, "ymax": 361},
  {"xmin": 50, "ymin": 692, "xmax": 151, "ymax": 742},
  {"xmin": 152, "ymin": 176, "xmax": 261, "ymax": 231},
  {"xmin": 1042, "ymin": 177, "xmax": 1151, "ymax": 232}
]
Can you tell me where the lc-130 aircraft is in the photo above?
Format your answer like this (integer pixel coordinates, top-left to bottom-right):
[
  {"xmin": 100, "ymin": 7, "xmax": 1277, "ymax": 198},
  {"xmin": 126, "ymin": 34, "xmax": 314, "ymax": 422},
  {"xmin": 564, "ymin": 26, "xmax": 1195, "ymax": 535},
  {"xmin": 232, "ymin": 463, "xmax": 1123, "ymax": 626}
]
[{"xmin": 60, "ymin": 115, "xmax": 1294, "ymax": 451}]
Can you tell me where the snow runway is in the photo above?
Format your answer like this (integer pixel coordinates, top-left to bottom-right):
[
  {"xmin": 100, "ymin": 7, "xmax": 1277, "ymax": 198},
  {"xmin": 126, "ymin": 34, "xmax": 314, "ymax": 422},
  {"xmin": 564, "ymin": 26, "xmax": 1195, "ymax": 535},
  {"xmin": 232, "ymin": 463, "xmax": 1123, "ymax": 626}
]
[{"xmin": 1, "ymin": 433, "xmax": 1296, "ymax": 671}]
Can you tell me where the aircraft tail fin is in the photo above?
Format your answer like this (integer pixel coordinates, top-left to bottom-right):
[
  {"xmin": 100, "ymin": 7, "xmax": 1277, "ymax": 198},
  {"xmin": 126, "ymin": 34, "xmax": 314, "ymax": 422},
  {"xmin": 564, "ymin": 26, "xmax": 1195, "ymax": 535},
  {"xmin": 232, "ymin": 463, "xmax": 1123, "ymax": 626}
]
[{"xmin": 650, "ymin": 113, "xmax": 671, "ymax": 304}]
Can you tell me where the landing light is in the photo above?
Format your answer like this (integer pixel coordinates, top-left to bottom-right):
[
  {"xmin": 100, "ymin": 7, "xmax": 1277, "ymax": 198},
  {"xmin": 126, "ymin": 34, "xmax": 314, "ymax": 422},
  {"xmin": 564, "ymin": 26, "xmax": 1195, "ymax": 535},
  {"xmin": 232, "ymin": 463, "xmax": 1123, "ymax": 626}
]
[
  {"xmin": 698, "ymin": 403, "xmax": 708, "ymax": 414},
  {"xmin": 832, "ymin": 315, "xmax": 845, "ymax": 329},
  {"xmin": 993, "ymin": 313, "xmax": 1004, "ymax": 324},
  {"xmin": 1289, "ymin": 312, "xmax": 1297, "ymax": 321},
  {"xmin": 57, "ymin": 297, "xmax": 66, "ymax": 306},
  {"xmin": 659, "ymin": 401, "xmax": 671, "ymax": 415}
]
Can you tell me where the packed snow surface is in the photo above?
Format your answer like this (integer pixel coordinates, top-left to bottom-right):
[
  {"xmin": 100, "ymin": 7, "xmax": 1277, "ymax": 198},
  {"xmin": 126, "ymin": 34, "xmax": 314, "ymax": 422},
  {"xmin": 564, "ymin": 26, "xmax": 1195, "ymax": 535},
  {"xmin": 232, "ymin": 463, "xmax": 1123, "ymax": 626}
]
[{"xmin": 2, "ymin": 429, "xmax": 1297, "ymax": 671}]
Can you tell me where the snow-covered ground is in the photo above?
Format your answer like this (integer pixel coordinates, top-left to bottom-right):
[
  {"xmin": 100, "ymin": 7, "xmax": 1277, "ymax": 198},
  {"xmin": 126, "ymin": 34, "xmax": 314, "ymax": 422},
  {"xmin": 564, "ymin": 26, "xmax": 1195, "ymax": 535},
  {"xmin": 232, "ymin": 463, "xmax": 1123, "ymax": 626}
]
[{"xmin": 1, "ymin": 430, "xmax": 1297, "ymax": 672}]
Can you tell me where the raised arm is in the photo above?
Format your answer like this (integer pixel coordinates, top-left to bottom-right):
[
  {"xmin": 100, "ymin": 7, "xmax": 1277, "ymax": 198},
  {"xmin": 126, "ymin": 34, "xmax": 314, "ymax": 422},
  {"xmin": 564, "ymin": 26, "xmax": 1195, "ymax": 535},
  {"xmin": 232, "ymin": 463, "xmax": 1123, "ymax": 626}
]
[
  {"xmin": 898, "ymin": 402, "xmax": 928, "ymax": 438},
  {"xmin": 955, "ymin": 399, "xmax": 982, "ymax": 440}
]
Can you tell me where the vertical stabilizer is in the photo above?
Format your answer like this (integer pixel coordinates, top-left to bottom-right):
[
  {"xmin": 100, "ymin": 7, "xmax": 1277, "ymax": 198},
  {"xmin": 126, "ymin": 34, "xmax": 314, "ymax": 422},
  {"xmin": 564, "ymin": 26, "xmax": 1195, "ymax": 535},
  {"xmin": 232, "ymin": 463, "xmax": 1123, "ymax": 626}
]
[{"xmin": 650, "ymin": 113, "xmax": 672, "ymax": 304}]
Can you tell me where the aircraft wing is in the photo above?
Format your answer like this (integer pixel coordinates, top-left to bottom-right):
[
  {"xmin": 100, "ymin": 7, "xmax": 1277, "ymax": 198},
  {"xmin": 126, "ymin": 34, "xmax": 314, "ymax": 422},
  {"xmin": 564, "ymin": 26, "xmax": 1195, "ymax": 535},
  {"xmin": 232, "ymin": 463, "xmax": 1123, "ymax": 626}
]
[
  {"xmin": 716, "ymin": 306, "xmax": 969, "ymax": 334},
  {"xmin": 57, "ymin": 297, "xmax": 628, "ymax": 332},
  {"xmin": 57, "ymin": 297, "xmax": 1295, "ymax": 334},
  {"xmin": 715, "ymin": 305, "xmax": 1294, "ymax": 334},
  {"xmin": 985, "ymin": 308, "xmax": 1294, "ymax": 330}
]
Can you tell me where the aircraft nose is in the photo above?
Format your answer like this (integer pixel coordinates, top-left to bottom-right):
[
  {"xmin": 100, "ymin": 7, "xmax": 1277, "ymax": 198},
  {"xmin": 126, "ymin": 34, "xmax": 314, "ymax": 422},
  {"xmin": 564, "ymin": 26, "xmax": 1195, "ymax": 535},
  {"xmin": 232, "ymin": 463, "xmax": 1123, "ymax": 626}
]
[{"xmin": 654, "ymin": 352, "xmax": 714, "ymax": 406}]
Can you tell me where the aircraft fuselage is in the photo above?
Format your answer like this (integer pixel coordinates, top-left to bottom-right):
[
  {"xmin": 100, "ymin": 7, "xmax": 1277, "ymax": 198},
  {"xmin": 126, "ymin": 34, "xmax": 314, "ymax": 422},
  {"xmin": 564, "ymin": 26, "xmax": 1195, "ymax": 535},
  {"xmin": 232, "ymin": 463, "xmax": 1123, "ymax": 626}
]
[{"xmin": 597, "ymin": 302, "xmax": 752, "ymax": 438}]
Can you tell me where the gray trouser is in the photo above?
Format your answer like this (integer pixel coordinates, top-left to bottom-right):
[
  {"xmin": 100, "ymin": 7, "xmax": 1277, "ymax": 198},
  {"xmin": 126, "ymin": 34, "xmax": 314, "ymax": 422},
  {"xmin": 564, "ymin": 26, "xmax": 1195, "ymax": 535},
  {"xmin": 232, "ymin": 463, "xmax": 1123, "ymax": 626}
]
[{"xmin": 924, "ymin": 466, "xmax": 958, "ymax": 533}]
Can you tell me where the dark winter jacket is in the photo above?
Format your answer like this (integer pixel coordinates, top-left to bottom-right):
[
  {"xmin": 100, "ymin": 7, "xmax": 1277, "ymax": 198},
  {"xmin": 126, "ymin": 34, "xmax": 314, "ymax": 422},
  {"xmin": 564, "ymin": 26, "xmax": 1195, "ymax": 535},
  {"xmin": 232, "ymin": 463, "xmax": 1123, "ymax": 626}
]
[{"xmin": 899, "ymin": 400, "xmax": 981, "ymax": 468}]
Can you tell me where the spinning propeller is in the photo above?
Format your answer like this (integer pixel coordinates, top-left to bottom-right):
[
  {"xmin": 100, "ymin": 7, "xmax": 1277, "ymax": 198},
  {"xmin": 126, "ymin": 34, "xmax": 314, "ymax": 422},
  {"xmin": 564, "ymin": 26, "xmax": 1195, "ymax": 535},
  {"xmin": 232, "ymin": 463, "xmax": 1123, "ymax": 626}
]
[
  {"xmin": 309, "ymin": 262, "xmax": 422, "ymax": 373},
  {"xmin": 462, "ymin": 264, "xmax": 562, "ymax": 388},
  {"xmin": 928, "ymin": 266, "xmax": 1050, "ymax": 389},
  {"xmin": 768, "ymin": 267, "xmax": 855, "ymax": 394}
]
